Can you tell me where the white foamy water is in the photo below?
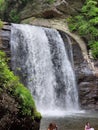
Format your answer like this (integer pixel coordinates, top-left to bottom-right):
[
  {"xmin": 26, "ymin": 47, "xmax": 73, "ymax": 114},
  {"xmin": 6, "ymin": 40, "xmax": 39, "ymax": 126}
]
[{"xmin": 10, "ymin": 24, "xmax": 80, "ymax": 116}]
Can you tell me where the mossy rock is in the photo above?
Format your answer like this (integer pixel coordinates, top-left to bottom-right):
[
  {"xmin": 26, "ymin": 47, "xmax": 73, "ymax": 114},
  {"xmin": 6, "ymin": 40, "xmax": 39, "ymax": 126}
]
[{"xmin": 0, "ymin": 50, "xmax": 41, "ymax": 130}]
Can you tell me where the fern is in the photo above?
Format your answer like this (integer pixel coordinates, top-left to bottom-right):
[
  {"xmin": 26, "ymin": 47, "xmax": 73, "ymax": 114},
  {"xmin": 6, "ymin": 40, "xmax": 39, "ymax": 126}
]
[
  {"xmin": 89, "ymin": 41, "xmax": 98, "ymax": 59},
  {"xmin": 89, "ymin": 17, "xmax": 98, "ymax": 25}
]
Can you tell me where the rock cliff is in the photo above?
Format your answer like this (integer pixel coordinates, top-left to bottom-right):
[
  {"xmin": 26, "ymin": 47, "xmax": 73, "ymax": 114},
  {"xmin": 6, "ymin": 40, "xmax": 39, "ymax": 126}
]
[
  {"xmin": 0, "ymin": 22, "xmax": 98, "ymax": 110},
  {"xmin": 0, "ymin": 0, "xmax": 98, "ymax": 113},
  {"xmin": 0, "ymin": 23, "xmax": 41, "ymax": 130},
  {"xmin": 0, "ymin": 91, "xmax": 40, "ymax": 130},
  {"xmin": 19, "ymin": 0, "xmax": 84, "ymax": 20}
]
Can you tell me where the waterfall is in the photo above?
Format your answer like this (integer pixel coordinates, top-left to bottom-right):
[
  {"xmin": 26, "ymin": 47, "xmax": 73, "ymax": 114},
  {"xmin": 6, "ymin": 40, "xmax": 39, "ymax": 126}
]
[{"xmin": 10, "ymin": 24, "xmax": 79, "ymax": 116}]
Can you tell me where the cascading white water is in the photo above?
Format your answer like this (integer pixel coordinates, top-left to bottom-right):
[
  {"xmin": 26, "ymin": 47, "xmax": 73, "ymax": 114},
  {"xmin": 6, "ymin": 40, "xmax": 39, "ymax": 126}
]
[{"xmin": 10, "ymin": 24, "xmax": 79, "ymax": 116}]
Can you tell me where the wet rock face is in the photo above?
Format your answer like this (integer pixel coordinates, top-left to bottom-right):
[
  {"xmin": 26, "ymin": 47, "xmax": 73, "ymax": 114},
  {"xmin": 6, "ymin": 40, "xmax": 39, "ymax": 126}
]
[
  {"xmin": 72, "ymin": 42, "xmax": 98, "ymax": 110},
  {"xmin": 0, "ymin": 23, "xmax": 11, "ymax": 69},
  {"xmin": 0, "ymin": 92, "xmax": 40, "ymax": 130},
  {"xmin": 79, "ymin": 80, "xmax": 98, "ymax": 110},
  {"xmin": 55, "ymin": 0, "xmax": 84, "ymax": 16},
  {"xmin": 0, "ymin": 23, "xmax": 11, "ymax": 58},
  {"xmin": 0, "ymin": 24, "xmax": 98, "ymax": 111},
  {"xmin": 1, "ymin": 0, "xmax": 85, "ymax": 21},
  {"xmin": 0, "ymin": 24, "xmax": 41, "ymax": 130},
  {"xmin": 19, "ymin": 0, "xmax": 85, "ymax": 20},
  {"xmin": 0, "ymin": 92, "xmax": 19, "ymax": 130}
]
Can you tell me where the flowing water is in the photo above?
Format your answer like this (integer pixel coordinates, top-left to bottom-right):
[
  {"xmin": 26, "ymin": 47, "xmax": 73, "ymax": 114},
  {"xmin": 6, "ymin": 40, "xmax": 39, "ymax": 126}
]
[
  {"xmin": 10, "ymin": 24, "xmax": 98, "ymax": 130},
  {"xmin": 40, "ymin": 112, "xmax": 98, "ymax": 130},
  {"xmin": 10, "ymin": 24, "xmax": 79, "ymax": 115}
]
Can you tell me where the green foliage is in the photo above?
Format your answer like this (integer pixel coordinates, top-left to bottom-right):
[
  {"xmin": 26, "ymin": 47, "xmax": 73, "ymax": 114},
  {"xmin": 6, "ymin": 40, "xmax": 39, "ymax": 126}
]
[
  {"xmin": 0, "ymin": 0, "xmax": 9, "ymax": 21},
  {"xmin": 9, "ymin": 9, "xmax": 20, "ymax": 23},
  {"xmin": 68, "ymin": 0, "xmax": 98, "ymax": 59},
  {"xmin": 15, "ymin": 83, "xmax": 36, "ymax": 116},
  {"xmin": 50, "ymin": 0, "xmax": 55, "ymax": 3},
  {"xmin": 0, "ymin": 50, "xmax": 41, "ymax": 119},
  {"xmin": 0, "ymin": 0, "xmax": 5, "ymax": 11},
  {"xmin": 0, "ymin": 19, "xmax": 3, "ymax": 28},
  {"xmin": 0, "ymin": 51, "xmax": 18, "ymax": 89},
  {"xmin": 82, "ymin": 0, "xmax": 98, "ymax": 17},
  {"xmin": 89, "ymin": 41, "xmax": 98, "ymax": 59},
  {"xmin": 0, "ymin": 0, "xmax": 34, "ymax": 22},
  {"xmin": 0, "ymin": 0, "xmax": 20, "ymax": 22}
]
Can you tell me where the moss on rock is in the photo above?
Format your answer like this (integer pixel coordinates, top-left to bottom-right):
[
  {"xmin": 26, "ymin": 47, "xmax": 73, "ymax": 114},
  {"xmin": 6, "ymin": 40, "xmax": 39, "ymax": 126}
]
[{"xmin": 0, "ymin": 50, "xmax": 41, "ymax": 130}]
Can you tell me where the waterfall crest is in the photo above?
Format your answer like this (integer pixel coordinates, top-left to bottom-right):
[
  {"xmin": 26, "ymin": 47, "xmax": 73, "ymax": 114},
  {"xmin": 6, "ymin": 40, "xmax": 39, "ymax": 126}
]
[{"xmin": 10, "ymin": 24, "xmax": 79, "ymax": 116}]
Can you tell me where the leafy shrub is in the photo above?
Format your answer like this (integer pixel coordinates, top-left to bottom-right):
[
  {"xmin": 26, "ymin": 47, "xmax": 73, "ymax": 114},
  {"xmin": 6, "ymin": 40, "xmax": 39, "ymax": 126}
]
[
  {"xmin": 0, "ymin": 0, "xmax": 29, "ymax": 22},
  {"xmin": 0, "ymin": 51, "xmax": 18, "ymax": 89},
  {"xmin": 89, "ymin": 41, "xmax": 98, "ymax": 59},
  {"xmin": 9, "ymin": 9, "xmax": 20, "ymax": 23},
  {"xmin": 0, "ymin": 50, "xmax": 41, "ymax": 119},
  {"xmin": 68, "ymin": 0, "xmax": 98, "ymax": 59},
  {"xmin": 15, "ymin": 83, "xmax": 36, "ymax": 116}
]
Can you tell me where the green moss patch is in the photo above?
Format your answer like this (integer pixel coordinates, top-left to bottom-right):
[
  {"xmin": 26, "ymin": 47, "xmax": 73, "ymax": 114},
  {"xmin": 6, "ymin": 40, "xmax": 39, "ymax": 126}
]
[{"xmin": 0, "ymin": 50, "xmax": 41, "ymax": 120}]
